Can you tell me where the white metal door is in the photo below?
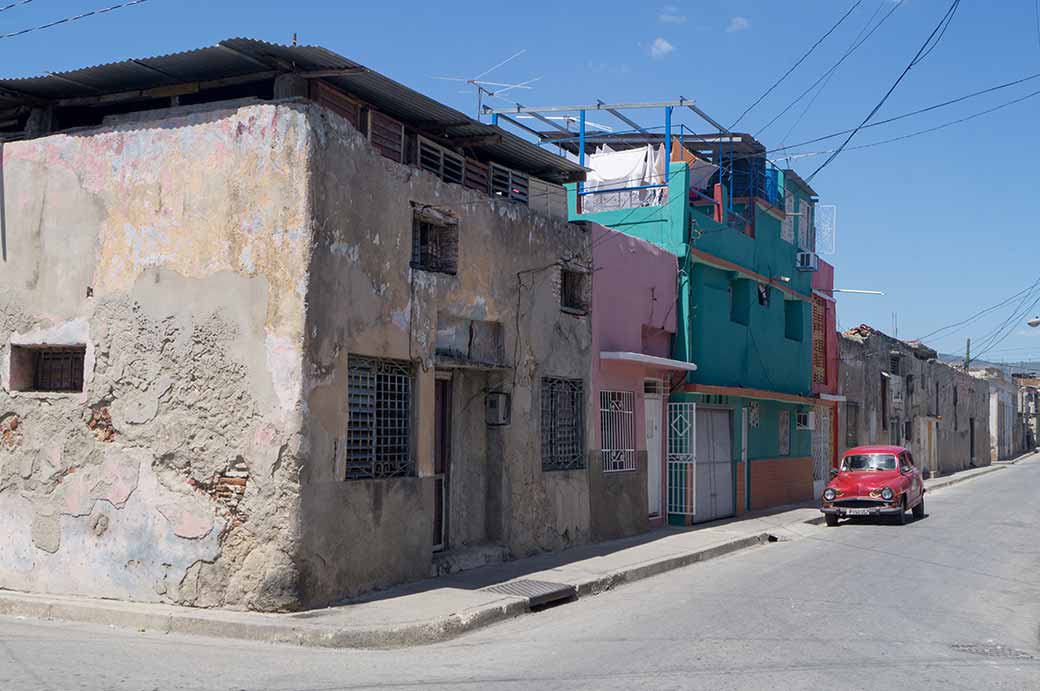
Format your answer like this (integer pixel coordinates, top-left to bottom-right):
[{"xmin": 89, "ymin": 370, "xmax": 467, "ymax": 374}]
[
  {"xmin": 667, "ymin": 402, "xmax": 696, "ymax": 517},
  {"xmin": 645, "ymin": 393, "xmax": 663, "ymax": 517},
  {"xmin": 694, "ymin": 408, "xmax": 734, "ymax": 523}
]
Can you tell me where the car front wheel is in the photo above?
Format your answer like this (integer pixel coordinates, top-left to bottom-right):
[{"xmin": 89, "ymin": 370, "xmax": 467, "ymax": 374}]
[
  {"xmin": 825, "ymin": 513, "xmax": 839, "ymax": 527},
  {"xmin": 912, "ymin": 497, "xmax": 925, "ymax": 519}
]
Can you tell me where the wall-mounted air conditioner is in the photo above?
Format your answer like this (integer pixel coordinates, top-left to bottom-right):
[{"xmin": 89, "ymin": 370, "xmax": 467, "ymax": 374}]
[
  {"xmin": 486, "ymin": 391, "xmax": 512, "ymax": 426},
  {"xmin": 795, "ymin": 252, "xmax": 819, "ymax": 272},
  {"xmin": 796, "ymin": 411, "xmax": 816, "ymax": 431}
]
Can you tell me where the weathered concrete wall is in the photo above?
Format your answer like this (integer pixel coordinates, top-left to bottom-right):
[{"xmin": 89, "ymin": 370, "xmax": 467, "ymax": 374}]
[
  {"xmin": 0, "ymin": 101, "xmax": 313, "ymax": 610},
  {"xmin": 298, "ymin": 106, "xmax": 593, "ymax": 606},
  {"xmin": 839, "ymin": 328, "xmax": 990, "ymax": 474},
  {"xmin": 970, "ymin": 368, "xmax": 1018, "ymax": 462}
]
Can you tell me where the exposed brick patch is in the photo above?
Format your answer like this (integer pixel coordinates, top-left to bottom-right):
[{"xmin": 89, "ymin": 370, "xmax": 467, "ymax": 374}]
[
  {"xmin": 187, "ymin": 457, "xmax": 249, "ymax": 527},
  {"xmin": 86, "ymin": 406, "xmax": 116, "ymax": 442},
  {"xmin": 1, "ymin": 414, "xmax": 21, "ymax": 450}
]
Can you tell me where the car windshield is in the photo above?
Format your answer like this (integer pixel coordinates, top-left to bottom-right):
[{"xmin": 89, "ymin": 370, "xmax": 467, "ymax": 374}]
[{"xmin": 841, "ymin": 454, "xmax": 897, "ymax": 472}]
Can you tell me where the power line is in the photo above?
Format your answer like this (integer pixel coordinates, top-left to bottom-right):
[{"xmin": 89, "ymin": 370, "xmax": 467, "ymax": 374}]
[
  {"xmin": 730, "ymin": 0, "xmax": 863, "ymax": 129},
  {"xmin": 778, "ymin": 0, "xmax": 888, "ymax": 149},
  {"xmin": 783, "ymin": 84, "xmax": 1040, "ymax": 162},
  {"xmin": 755, "ymin": 0, "xmax": 904, "ymax": 138},
  {"xmin": 806, "ymin": 0, "xmax": 962, "ymax": 182},
  {"xmin": 916, "ymin": 277, "xmax": 1040, "ymax": 343},
  {"xmin": 0, "ymin": 0, "xmax": 149, "ymax": 40},
  {"xmin": 0, "ymin": 0, "xmax": 36, "ymax": 14}
]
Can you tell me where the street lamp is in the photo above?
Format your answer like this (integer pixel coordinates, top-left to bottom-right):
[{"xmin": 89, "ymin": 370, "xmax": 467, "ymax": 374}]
[{"xmin": 1028, "ymin": 317, "xmax": 1040, "ymax": 328}]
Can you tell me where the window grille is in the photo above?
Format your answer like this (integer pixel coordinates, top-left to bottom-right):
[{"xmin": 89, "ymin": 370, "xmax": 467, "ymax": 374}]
[
  {"xmin": 600, "ymin": 391, "xmax": 635, "ymax": 472},
  {"xmin": 541, "ymin": 377, "xmax": 585, "ymax": 471},
  {"xmin": 560, "ymin": 269, "xmax": 588, "ymax": 313},
  {"xmin": 778, "ymin": 409, "xmax": 791, "ymax": 456},
  {"xmin": 411, "ymin": 206, "xmax": 458, "ymax": 275},
  {"xmin": 346, "ymin": 355, "xmax": 413, "ymax": 480},
  {"xmin": 889, "ymin": 354, "xmax": 901, "ymax": 376},
  {"xmin": 14, "ymin": 346, "xmax": 86, "ymax": 392}
]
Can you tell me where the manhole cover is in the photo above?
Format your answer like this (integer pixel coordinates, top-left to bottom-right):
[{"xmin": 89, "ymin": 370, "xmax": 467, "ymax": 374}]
[
  {"xmin": 951, "ymin": 643, "xmax": 1035, "ymax": 660},
  {"xmin": 483, "ymin": 579, "xmax": 576, "ymax": 608}
]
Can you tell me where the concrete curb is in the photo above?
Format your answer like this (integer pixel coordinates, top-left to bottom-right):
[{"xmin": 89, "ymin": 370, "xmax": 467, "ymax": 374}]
[
  {"xmin": 0, "ymin": 533, "xmax": 775, "ymax": 649},
  {"xmin": 1, "ymin": 459, "xmax": 1016, "ymax": 649}
]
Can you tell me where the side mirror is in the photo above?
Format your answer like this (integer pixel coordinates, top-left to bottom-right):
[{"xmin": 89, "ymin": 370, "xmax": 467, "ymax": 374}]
[{"xmin": 829, "ymin": 468, "xmax": 839, "ymax": 478}]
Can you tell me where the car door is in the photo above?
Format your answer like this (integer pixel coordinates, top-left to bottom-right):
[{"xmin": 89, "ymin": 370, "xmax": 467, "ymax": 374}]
[{"xmin": 903, "ymin": 452, "xmax": 922, "ymax": 504}]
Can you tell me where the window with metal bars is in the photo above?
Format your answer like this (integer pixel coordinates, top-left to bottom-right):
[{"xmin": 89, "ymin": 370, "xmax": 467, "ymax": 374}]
[
  {"xmin": 560, "ymin": 269, "xmax": 588, "ymax": 314},
  {"xmin": 811, "ymin": 295, "xmax": 826, "ymax": 384},
  {"xmin": 346, "ymin": 355, "xmax": 414, "ymax": 480},
  {"xmin": 846, "ymin": 402, "xmax": 859, "ymax": 447},
  {"xmin": 599, "ymin": 391, "xmax": 635, "ymax": 472},
  {"xmin": 410, "ymin": 205, "xmax": 458, "ymax": 275},
  {"xmin": 541, "ymin": 377, "xmax": 585, "ymax": 471},
  {"xmin": 10, "ymin": 345, "xmax": 85, "ymax": 392}
]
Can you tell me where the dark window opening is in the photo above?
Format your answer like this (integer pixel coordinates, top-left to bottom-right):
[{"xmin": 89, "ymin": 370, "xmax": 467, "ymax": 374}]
[
  {"xmin": 561, "ymin": 269, "xmax": 589, "ymax": 314},
  {"xmin": 881, "ymin": 375, "xmax": 889, "ymax": 431},
  {"xmin": 10, "ymin": 345, "xmax": 86, "ymax": 393},
  {"xmin": 889, "ymin": 354, "xmax": 901, "ymax": 376},
  {"xmin": 757, "ymin": 283, "xmax": 770, "ymax": 307},
  {"xmin": 784, "ymin": 300, "xmax": 804, "ymax": 341},
  {"xmin": 846, "ymin": 402, "xmax": 859, "ymax": 447},
  {"xmin": 411, "ymin": 206, "xmax": 458, "ymax": 275},
  {"xmin": 730, "ymin": 279, "xmax": 750, "ymax": 326},
  {"xmin": 953, "ymin": 386, "xmax": 958, "ymax": 430}
]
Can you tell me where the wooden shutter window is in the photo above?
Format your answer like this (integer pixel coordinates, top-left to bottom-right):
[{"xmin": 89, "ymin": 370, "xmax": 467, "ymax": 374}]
[{"xmin": 369, "ymin": 110, "xmax": 405, "ymax": 163}]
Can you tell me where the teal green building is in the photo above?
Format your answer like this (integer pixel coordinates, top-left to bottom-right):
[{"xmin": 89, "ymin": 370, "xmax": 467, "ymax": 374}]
[{"xmin": 569, "ymin": 136, "xmax": 821, "ymax": 523}]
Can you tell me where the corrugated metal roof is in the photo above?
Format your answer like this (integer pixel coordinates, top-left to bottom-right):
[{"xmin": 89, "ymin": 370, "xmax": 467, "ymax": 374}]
[{"xmin": 0, "ymin": 38, "xmax": 584, "ymax": 183}]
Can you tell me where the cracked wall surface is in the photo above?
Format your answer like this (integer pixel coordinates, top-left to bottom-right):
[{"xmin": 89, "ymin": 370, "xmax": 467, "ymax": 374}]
[
  {"xmin": 0, "ymin": 101, "xmax": 312, "ymax": 611},
  {"xmin": 299, "ymin": 106, "xmax": 593, "ymax": 606}
]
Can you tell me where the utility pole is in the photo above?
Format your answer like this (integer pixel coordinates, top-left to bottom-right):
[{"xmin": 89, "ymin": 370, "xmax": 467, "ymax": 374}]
[{"xmin": 965, "ymin": 337, "xmax": 971, "ymax": 370}]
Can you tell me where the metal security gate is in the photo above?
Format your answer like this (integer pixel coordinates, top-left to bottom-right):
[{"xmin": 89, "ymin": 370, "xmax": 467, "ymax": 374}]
[
  {"xmin": 694, "ymin": 408, "xmax": 734, "ymax": 523},
  {"xmin": 811, "ymin": 405, "xmax": 832, "ymax": 500},
  {"xmin": 667, "ymin": 402, "xmax": 696, "ymax": 517}
]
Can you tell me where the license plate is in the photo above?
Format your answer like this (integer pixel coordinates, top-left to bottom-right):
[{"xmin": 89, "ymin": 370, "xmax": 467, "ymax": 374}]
[{"xmin": 844, "ymin": 508, "xmax": 873, "ymax": 516}]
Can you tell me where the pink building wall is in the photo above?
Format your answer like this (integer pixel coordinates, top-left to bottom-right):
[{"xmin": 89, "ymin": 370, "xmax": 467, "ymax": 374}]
[{"xmin": 590, "ymin": 224, "xmax": 679, "ymax": 527}]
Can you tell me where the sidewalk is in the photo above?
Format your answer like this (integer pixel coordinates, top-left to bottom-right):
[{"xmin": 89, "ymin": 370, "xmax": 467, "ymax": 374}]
[{"xmin": 0, "ymin": 457, "xmax": 1028, "ymax": 649}]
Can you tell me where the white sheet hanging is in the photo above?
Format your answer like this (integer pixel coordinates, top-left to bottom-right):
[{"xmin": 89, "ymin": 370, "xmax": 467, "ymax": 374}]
[{"xmin": 582, "ymin": 145, "xmax": 666, "ymax": 212}]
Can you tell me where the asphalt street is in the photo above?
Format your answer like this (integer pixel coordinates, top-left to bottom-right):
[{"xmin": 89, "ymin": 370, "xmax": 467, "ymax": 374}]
[{"xmin": 2, "ymin": 459, "xmax": 1038, "ymax": 690}]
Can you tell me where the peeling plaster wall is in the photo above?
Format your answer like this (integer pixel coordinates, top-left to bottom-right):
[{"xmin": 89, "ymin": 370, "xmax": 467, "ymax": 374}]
[
  {"xmin": 299, "ymin": 106, "xmax": 593, "ymax": 606},
  {"xmin": 839, "ymin": 331, "xmax": 990, "ymax": 475},
  {"xmin": 0, "ymin": 102, "xmax": 313, "ymax": 611}
]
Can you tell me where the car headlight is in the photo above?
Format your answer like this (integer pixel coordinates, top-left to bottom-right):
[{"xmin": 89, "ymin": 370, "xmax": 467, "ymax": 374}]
[
  {"xmin": 823, "ymin": 488, "xmax": 837, "ymax": 502},
  {"xmin": 880, "ymin": 487, "xmax": 894, "ymax": 501}
]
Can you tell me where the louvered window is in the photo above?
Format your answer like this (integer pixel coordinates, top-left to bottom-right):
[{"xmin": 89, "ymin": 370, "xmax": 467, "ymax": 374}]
[
  {"xmin": 346, "ymin": 356, "xmax": 413, "ymax": 480},
  {"xmin": 812, "ymin": 296, "xmax": 826, "ymax": 385},
  {"xmin": 418, "ymin": 136, "xmax": 464, "ymax": 185},
  {"xmin": 464, "ymin": 159, "xmax": 490, "ymax": 194},
  {"xmin": 491, "ymin": 163, "xmax": 529, "ymax": 205},
  {"xmin": 411, "ymin": 204, "xmax": 459, "ymax": 275},
  {"xmin": 310, "ymin": 81, "xmax": 360, "ymax": 128},
  {"xmin": 368, "ymin": 110, "xmax": 405, "ymax": 163}
]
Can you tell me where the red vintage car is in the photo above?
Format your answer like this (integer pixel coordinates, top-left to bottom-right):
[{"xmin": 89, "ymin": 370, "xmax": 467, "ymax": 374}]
[{"xmin": 820, "ymin": 445, "xmax": 925, "ymax": 526}]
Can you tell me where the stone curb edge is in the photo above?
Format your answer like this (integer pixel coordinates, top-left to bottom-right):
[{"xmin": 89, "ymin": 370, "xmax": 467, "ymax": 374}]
[{"xmin": 2, "ymin": 459, "xmax": 1018, "ymax": 650}]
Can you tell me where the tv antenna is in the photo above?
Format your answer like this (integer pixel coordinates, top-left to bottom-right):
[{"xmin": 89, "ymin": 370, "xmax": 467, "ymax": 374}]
[{"xmin": 433, "ymin": 49, "xmax": 542, "ymax": 120}]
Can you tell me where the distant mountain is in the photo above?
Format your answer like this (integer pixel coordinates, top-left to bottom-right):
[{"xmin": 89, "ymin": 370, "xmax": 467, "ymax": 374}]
[{"xmin": 938, "ymin": 353, "xmax": 1040, "ymax": 375}]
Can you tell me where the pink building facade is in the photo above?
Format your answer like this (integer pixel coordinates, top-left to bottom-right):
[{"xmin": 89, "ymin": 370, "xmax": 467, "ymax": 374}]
[
  {"xmin": 811, "ymin": 258, "xmax": 841, "ymax": 495},
  {"xmin": 588, "ymin": 224, "xmax": 695, "ymax": 537}
]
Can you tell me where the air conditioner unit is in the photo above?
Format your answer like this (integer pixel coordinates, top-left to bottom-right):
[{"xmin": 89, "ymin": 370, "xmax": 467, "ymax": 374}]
[
  {"xmin": 796, "ymin": 411, "xmax": 816, "ymax": 431},
  {"xmin": 485, "ymin": 391, "xmax": 511, "ymax": 426},
  {"xmin": 795, "ymin": 252, "xmax": 819, "ymax": 272}
]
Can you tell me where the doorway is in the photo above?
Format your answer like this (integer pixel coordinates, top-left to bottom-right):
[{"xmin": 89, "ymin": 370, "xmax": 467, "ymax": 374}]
[
  {"xmin": 644, "ymin": 380, "xmax": 663, "ymax": 517},
  {"xmin": 694, "ymin": 408, "xmax": 734, "ymax": 523},
  {"xmin": 969, "ymin": 417, "xmax": 976, "ymax": 466},
  {"xmin": 433, "ymin": 375, "xmax": 452, "ymax": 551}
]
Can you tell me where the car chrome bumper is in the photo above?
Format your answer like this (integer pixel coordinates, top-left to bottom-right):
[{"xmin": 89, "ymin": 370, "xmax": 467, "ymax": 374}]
[{"xmin": 821, "ymin": 506, "xmax": 903, "ymax": 516}]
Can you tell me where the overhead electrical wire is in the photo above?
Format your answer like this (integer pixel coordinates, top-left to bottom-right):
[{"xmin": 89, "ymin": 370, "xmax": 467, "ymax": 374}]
[
  {"xmin": 755, "ymin": 0, "xmax": 904, "ymax": 138},
  {"xmin": 778, "ymin": 0, "xmax": 888, "ymax": 149},
  {"xmin": 806, "ymin": 0, "xmax": 963, "ymax": 182},
  {"xmin": 0, "ymin": 0, "xmax": 36, "ymax": 14},
  {"xmin": 0, "ymin": 0, "xmax": 149, "ymax": 40},
  {"xmin": 730, "ymin": 0, "xmax": 863, "ymax": 129},
  {"xmin": 915, "ymin": 277, "xmax": 1040, "ymax": 344}
]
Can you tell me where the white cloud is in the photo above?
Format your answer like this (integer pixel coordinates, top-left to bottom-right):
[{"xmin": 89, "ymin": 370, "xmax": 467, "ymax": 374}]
[
  {"xmin": 727, "ymin": 16, "xmax": 751, "ymax": 32},
  {"xmin": 650, "ymin": 37, "xmax": 675, "ymax": 59},
  {"xmin": 658, "ymin": 5, "xmax": 687, "ymax": 23}
]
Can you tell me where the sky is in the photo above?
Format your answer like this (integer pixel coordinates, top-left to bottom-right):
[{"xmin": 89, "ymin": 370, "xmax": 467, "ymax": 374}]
[{"xmin": 3, "ymin": 0, "xmax": 1040, "ymax": 364}]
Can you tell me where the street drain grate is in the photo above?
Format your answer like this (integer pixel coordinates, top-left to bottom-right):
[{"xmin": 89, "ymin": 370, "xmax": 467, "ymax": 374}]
[
  {"xmin": 951, "ymin": 643, "xmax": 1035, "ymax": 660},
  {"xmin": 483, "ymin": 579, "xmax": 577, "ymax": 608}
]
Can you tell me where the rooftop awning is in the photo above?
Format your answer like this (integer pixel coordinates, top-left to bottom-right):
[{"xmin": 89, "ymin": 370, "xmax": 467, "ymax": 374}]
[{"xmin": 600, "ymin": 351, "xmax": 697, "ymax": 371}]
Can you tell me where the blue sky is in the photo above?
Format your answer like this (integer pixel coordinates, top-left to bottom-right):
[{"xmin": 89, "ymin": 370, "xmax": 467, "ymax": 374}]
[{"xmin": 3, "ymin": 0, "xmax": 1040, "ymax": 363}]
